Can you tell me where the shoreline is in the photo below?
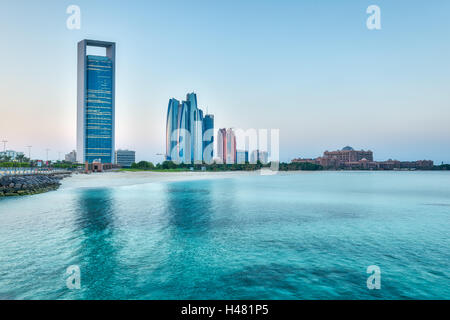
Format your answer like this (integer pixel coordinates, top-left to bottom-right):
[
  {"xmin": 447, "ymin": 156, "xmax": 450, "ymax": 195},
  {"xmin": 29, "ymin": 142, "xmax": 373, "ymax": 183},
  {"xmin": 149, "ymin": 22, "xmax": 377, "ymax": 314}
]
[
  {"xmin": 59, "ymin": 170, "xmax": 261, "ymax": 190},
  {"xmin": 0, "ymin": 173, "xmax": 71, "ymax": 197},
  {"xmin": 2, "ymin": 170, "xmax": 449, "ymax": 196},
  {"xmin": 60, "ymin": 169, "xmax": 450, "ymax": 189}
]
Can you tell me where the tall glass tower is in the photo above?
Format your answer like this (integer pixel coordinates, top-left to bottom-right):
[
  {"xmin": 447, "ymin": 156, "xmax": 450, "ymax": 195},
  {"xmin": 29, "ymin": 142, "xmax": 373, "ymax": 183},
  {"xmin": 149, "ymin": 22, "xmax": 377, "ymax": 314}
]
[
  {"xmin": 226, "ymin": 128, "xmax": 237, "ymax": 164},
  {"xmin": 77, "ymin": 40, "xmax": 115, "ymax": 164},
  {"xmin": 186, "ymin": 93, "xmax": 203, "ymax": 164},
  {"xmin": 202, "ymin": 114, "xmax": 214, "ymax": 163},
  {"xmin": 217, "ymin": 128, "xmax": 236, "ymax": 164},
  {"xmin": 166, "ymin": 92, "xmax": 207, "ymax": 164},
  {"xmin": 217, "ymin": 128, "xmax": 227, "ymax": 164},
  {"xmin": 166, "ymin": 98, "xmax": 180, "ymax": 161},
  {"xmin": 179, "ymin": 100, "xmax": 190, "ymax": 163}
]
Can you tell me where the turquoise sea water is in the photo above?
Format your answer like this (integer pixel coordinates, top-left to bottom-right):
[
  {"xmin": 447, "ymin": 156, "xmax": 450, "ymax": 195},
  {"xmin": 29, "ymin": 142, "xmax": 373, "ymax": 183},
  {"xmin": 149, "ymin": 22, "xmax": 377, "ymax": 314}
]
[{"xmin": 0, "ymin": 171, "xmax": 449, "ymax": 300}]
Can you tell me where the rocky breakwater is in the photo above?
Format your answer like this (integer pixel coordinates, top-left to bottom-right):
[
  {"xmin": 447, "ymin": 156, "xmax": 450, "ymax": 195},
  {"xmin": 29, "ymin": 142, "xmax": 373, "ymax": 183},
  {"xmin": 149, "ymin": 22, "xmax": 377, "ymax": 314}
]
[{"xmin": 0, "ymin": 173, "xmax": 71, "ymax": 197}]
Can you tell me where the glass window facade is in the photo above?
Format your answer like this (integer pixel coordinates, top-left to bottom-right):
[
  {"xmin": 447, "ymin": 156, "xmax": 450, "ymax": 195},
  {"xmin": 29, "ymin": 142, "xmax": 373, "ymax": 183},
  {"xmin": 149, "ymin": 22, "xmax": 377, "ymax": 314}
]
[
  {"xmin": 115, "ymin": 150, "xmax": 136, "ymax": 168},
  {"xmin": 166, "ymin": 98, "xmax": 179, "ymax": 161},
  {"xmin": 202, "ymin": 114, "xmax": 214, "ymax": 163},
  {"xmin": 77, "ymin": 40, "xmax": 115, "ymax": 164},
  {"xmin": 166, "ymin": 93, "xmax": 210, "ymax": 164},
  {"xmin": 85, "ymin": 55, "xmax": 113, "ymax": 163}
]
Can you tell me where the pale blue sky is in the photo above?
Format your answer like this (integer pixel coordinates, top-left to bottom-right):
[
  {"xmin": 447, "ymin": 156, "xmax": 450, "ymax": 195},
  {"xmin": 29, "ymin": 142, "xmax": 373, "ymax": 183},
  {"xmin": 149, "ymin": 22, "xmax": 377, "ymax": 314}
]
[{"xmin": 0, "ymin": 0, "xmax": 449, "ymax": 163}]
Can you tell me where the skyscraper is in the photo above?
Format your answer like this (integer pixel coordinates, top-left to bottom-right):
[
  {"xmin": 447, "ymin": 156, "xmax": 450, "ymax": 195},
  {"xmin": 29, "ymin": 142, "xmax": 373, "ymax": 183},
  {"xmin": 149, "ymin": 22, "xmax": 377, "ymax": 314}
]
[
  {"xmin": 202, "ymin": 114, "xmax": 214, "ymax": 164},
  {"xmin": 217, "ymin": 128, "xmax": 227, "ymax": 164},
  {"xmin": 165, "ymin": 92, "xmax": 207, "ymax": 164},
  {"xmin": 179, "ymin": 100, "xmax": 190, "ymax": 163},
  {"xmin": 77, "ymin": 40, "xmax": 116, "ymax": 164},
  {"xmin": 186, "ymin": 93, "xmax": 203, "ymax": 164},
  {"xmin": 166, "ymin": 98, "xmax": 189, "ymax": 163},
  {"xmin": 226, "ymin": 128, "xmax": 237, "ymax": 164},
  {"xmin": 166, "ymin": 98, "xmax": 180, "ymax": 162},
  {"xmin": 217, "ymin": 128, "xmax": 236, "ymax": 164}
]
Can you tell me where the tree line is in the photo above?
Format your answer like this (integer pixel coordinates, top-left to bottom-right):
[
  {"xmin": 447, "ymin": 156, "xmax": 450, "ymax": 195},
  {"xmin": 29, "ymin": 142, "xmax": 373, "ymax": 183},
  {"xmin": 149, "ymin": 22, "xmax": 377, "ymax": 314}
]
[{"xmin": 129, "ymin": 160, "xmax": 323, "ymax": 171}]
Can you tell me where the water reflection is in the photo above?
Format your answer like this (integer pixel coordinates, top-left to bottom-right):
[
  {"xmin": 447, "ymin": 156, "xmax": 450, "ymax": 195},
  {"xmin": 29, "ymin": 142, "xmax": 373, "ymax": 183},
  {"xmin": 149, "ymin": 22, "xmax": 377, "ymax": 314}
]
[
  {"xmin": 163, "ymin": 180, "xmax": 217, "ymax": 235},
  {"xmin": 74, "ymin": 188, "xmax": 122, "ymax": 299}
]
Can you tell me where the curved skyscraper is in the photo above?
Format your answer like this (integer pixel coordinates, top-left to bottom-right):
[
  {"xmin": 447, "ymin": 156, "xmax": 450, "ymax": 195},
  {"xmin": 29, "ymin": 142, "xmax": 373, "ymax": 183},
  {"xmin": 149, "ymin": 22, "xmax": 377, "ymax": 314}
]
[
  {"xmin": 178, "ymin": 101, "xmax": 190, "ymax": 163},
  {"xmin": 166, "ymin": 92, "xmax": 208, "ymax": 164},
  {"xmin": 165, "ymin": 98, "xmax": 179, "ymax": 161},
  {"xmin": 193, "ymin": 108, "xmax": 204, "ymax": 163},
  {"xmin": 186, "ymin": 93, "xmax": 203, "ymax": 164},
  {"xmin": 202, "ymin": 114, "xmax": 214, "ymax": 164}
]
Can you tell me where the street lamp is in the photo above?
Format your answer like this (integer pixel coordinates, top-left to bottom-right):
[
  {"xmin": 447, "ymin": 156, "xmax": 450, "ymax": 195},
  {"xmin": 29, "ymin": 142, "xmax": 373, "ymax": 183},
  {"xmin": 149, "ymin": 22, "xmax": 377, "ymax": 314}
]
[
  {"xmin": 26, "ymin": 146, "xmax": 32, "ymax": 159},
  {"xmin": 1, "ymin": 140, "xmax": 7, "ymax": 152}
]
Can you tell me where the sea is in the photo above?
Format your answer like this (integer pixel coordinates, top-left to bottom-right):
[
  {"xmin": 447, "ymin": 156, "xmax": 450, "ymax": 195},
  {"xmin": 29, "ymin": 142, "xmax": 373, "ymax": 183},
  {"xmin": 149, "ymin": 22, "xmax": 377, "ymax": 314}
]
[{"xmin": 0, "ymin": 171, "xmax": 449, "ymax": 299}]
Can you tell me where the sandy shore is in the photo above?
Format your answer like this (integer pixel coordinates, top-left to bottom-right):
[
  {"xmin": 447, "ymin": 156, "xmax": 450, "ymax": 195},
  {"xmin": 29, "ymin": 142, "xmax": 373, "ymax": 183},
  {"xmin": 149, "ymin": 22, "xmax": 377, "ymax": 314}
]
[{"xmin": 59, "ymin": 170, "xmax": 263, "ymax": 189}]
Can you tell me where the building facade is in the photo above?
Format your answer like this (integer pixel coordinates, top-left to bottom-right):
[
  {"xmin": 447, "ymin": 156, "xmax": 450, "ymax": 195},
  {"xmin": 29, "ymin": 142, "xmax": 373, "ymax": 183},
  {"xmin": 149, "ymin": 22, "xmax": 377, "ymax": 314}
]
[
  {"xmin": 323, "ymin": 146, "xmax": 373, "ymax": 162},
  {"xmin": 166, "ymin": 98, "xmax": 180, "ymax": 162},
  {"xmin": 258, "ymin": 151, "xmax": 269, "ymax": 164},
  {"xmin": 65, "ymin": 150, "xmax": 77, "ymax": 163},
  {"xmin": 217, "ymin": 128, "xmax": 227, "ymax": 164},
  {"xmin": 115, "ymin": 150, "xmax": 135, "ymax": 168},
  {"xmin": 217, "ymin": 128, "xmax": 236, "ymax": 164},
  {"xmin": 236, "ymin": 150, "xmax": 249, "ymax": 164},
  {"xmin": 292, "ymin": 146, "xmax": 434, "ymax": 170},
  {"xmin": 250, "ymin": 150, "xmax": 269, "ymax": 164},
  {"xmin": 0, "ymin": 150, "xmax": 24, "ymax": 161},
  {"xmin": 202, "ymin": 114, "xmax": 214, "ymax": 164},
  {"xmin": 226, "ymin": 129, "xmax": 236, "ymax": 164},
  {"xmin": 186, "ymin": 93, "xmax": 203, "ymax": 164},
  {"xmin": 77, "ymin": 40, "xmax": 116, "ymax": 164},
  {"xmin": 166, "ymin": 93, "xmax": 208, "ymax": 164}
]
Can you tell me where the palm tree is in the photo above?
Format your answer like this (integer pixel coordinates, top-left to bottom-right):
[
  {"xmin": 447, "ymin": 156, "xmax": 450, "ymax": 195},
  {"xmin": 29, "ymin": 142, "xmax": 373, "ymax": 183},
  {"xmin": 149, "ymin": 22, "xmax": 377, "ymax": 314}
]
[
  {"xmin": 16, "ymin": 154, "xmax": 26, "ymax": 163},
  {"xmin": 1, "ymin": 155, "xmax": 12, "ymax": 162}
]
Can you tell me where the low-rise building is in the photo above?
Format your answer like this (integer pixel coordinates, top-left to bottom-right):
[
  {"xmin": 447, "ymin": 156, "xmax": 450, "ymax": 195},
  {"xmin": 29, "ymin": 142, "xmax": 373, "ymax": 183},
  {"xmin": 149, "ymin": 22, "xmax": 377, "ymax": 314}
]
[
  {"xmin": 115, "ymin": 150, "xmax": 136, "ymax": 168},
  {"xmin": 0, "ymin": 150, "xmax": 24, "ymax": 161},
  {"xmin": 65, "ymin": 150, "xmax": 77, "ymax": 163},
  {"xmin": 292, "ymin": 146, "xmax": 434, "ymax": 170},
  {"xmin": 323, "ymin": 146, "xmax": 373, "ymax": 162},
  {"xmin": 236, "ymin": 150, "xmax": 249, "ymax": 164},
  {"xmin": 259, "ymin": 151, "xmax": 269, "ymax": 164},
  {"xmin": 250, "ymin": 150, "xmax": 269, "ymax": 164}
]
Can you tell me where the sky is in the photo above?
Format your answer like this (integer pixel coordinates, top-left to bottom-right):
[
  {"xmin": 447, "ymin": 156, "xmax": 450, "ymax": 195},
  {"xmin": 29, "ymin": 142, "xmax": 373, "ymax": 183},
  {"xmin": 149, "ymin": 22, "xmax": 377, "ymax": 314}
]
[{"xmin": 0, "ymin": 0, "xmax": 449, "ymax": 163}]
